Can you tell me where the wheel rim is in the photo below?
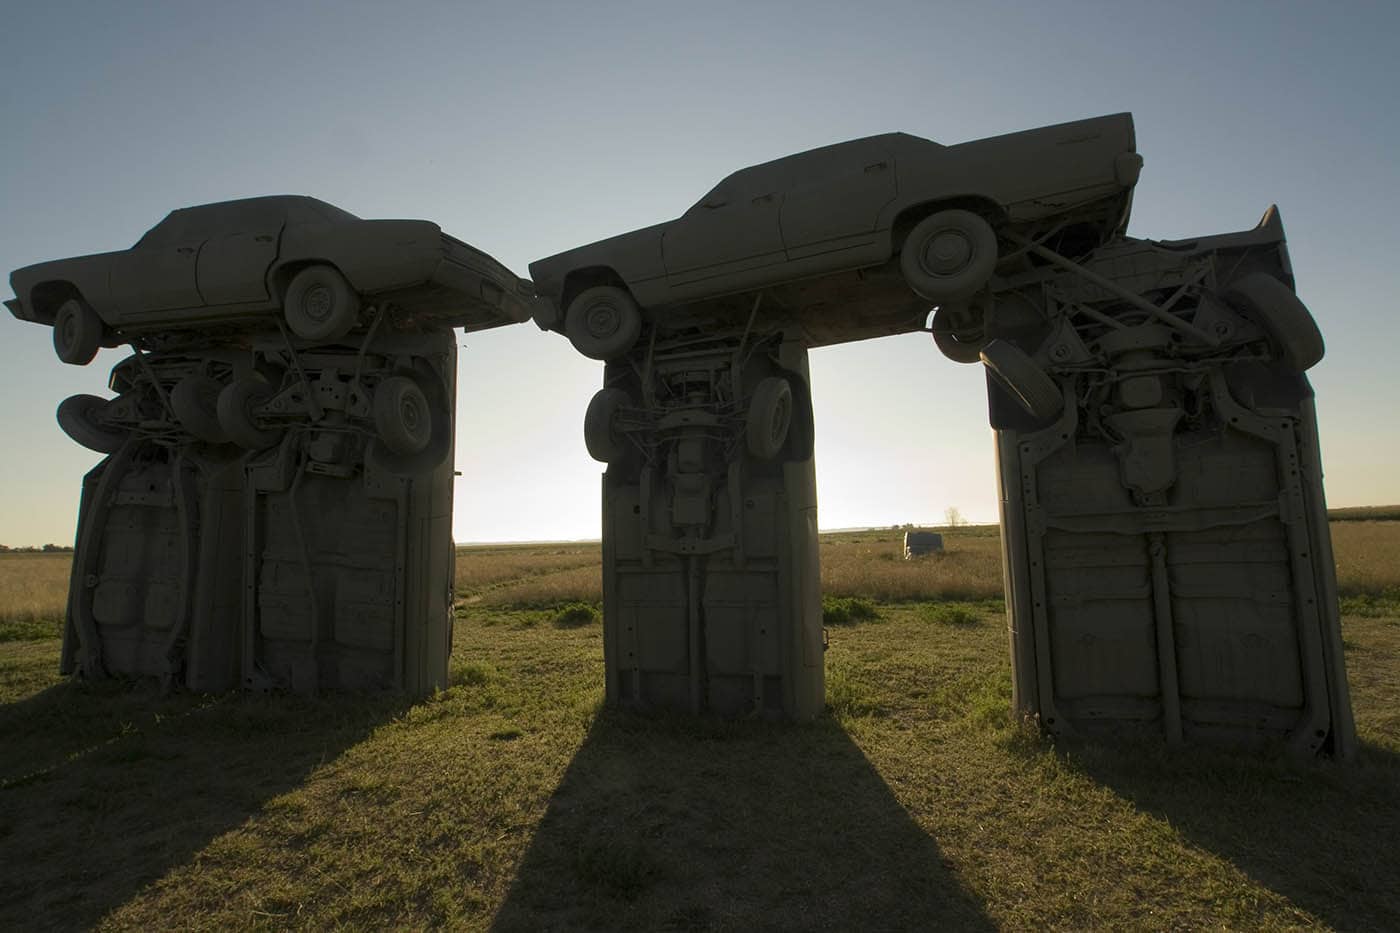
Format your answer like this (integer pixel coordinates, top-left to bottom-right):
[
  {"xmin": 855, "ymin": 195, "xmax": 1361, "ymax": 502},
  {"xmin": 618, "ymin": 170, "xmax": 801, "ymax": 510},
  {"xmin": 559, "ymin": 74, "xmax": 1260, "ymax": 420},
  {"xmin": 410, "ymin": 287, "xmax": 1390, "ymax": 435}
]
[
  {"xmin": 303, "ymin": 284, "xmax": 333, "ymax": 323},
  {"xmin": 58, "ymin": 314, "xmax": 77, "ymax": 351},
  {"xmin": 400, "ymin": 392, "xmax": 424, "ymax": 439},
  {"xmin": 585, "ymin": 301, "xmax": 621, "ymax": 339},
  {"xmin": 768, "ymin": 394, "xmax": 791, "ymax": 446},
  {"xmin": 920, "ymin": 229, "xmax": 973, "ymax": 277}
]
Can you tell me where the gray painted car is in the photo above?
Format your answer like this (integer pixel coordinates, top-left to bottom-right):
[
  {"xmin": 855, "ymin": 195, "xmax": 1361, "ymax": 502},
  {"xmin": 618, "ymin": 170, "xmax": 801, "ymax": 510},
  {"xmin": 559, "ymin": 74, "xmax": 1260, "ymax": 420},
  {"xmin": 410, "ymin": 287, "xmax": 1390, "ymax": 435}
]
[
  {"xmin": 530, "ymin": 114, "xmax": 1143, "ymax": 359},
  {"xmin": 7, "ymin": 195, "xmax": 533, "ymax": 364}
]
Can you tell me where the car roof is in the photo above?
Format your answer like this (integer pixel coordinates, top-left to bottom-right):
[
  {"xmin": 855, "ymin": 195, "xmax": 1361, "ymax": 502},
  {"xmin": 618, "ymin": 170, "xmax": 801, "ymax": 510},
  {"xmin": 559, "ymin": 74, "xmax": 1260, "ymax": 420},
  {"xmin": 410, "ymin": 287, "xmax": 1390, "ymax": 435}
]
[{"xmin": 168, "ymin": 195, "xmax": 357, "ymax": 220}]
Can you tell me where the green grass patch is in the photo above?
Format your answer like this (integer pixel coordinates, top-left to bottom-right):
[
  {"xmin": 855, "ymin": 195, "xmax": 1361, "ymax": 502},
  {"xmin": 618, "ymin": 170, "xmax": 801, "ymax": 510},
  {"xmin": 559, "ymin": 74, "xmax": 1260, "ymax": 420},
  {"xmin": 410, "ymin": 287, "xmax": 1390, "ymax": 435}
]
[
  {"xmin": 552, "ymin": 602, "xmax": 600, "ymax": 628},
  {"xmin": 1341, "ymin": 591, "xmax": 1400, "ymax": 618},
  {"xmin": 921, "ymin": 603, "xmax": 982, "ymax": 626},
  {"xmin": 0, "ymin": 617, "xmax": 63, "ymax": 643},
  {"xmin": 822, "ymin": 595, "xmax": 880, "ymax": 626}
]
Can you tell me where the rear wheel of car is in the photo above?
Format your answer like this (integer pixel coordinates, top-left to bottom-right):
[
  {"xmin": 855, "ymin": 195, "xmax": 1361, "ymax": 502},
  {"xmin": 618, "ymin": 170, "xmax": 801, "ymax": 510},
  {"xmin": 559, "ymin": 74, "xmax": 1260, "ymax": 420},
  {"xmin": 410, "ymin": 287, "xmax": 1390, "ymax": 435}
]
[
  {"xmin": 901, "ymin": 209, "xmax": 999, "ymax": 304},
  {"xmin": 1223, "ymin": 273, "xmax": 1324, "ymax": 371},
  {"xmin": 171, "ymin": 374, "xmax": 229, "ymax": 443},
  {"xmin": 583, "ymin": 388, "xmax": 629, "ymax": 463},
  {"xmin": 373, "ymin": 375, "xmax": 432, "ymax": 455},
  {"xmin": 216, "ymin": 378, "xmax": 283, "ymax": 450},
  {"xmin": 565, "ymin": 286, "xmax": 642, "ymax": 361},
  {"xmin": 746, "ymin": 376, "xmax": 793, "ymax": 460},
  {"xmin": 56, "ymin": 394, "xmax": 126, "ymax": 453},
  {"xmin": 930, "ymin": 303, "xmax": 989, "ymax": 364},
  {"xmin": 980, "ymin": 340, "xmax": 1063, "ymax": 422},
  {"xmin": 283, "ymin": 265, "xmax": 360, "ymax": 341},
  {"xmin": 53, "ymin": 298, "xmax": 104, "ymax": 366}
]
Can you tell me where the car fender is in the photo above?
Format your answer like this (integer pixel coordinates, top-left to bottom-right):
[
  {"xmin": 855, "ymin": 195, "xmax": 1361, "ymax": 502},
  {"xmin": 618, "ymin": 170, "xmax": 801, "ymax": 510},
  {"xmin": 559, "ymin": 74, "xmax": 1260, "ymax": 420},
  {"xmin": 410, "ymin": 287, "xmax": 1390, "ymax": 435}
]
[
  {"xmin": 274, "ymin": 219, "xmax": 442, "ymax": 296},
  {"xmin": 530, "ymin": 223, "xmax": 668, "ymax": 321},
  {"xmin": 10, "ymin": 253, "xmax": 120, "ymax": 325}
]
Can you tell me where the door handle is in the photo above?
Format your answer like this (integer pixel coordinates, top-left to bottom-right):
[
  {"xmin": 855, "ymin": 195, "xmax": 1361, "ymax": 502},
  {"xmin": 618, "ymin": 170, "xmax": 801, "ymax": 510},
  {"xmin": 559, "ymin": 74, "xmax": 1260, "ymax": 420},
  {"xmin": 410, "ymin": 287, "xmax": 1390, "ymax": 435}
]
[
  {"xmin": 255, "ymin": 235, "xmax": 274, "ymax": 243},
  {"xmin": 176, "ymin": 247, "xmax": 195, "ymax": 255},
  {"xmin": 864, "ymin": 161, "xmax": 888, "ymax": 174},
  {"xmin": 752, "ymin": 193, "xmax": 776, "ymax": 205}
]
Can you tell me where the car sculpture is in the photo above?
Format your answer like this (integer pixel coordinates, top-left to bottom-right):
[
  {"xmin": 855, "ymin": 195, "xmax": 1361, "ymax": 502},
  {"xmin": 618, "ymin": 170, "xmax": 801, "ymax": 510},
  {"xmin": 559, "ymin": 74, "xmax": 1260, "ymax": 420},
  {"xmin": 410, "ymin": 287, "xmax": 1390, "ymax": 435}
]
[
  {"xmin": 6, "ymin": 195, "xmax": 533, "ymax": 365},
  {"xmin": 530, "ymin": 114, "xmax": 1144, "ymax": 359}
]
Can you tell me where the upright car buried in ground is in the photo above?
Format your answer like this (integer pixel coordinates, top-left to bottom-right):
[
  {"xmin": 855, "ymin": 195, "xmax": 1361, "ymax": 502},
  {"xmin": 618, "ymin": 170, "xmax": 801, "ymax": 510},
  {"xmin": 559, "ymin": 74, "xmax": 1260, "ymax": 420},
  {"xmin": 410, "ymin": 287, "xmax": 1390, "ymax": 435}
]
[
  {"xmin": 530, "ymin": 113, "xmax": 1143, "ymax": 357},
  {"xmin": 6, "ymin": 195, "xmax": 533, "ymax": 364}
]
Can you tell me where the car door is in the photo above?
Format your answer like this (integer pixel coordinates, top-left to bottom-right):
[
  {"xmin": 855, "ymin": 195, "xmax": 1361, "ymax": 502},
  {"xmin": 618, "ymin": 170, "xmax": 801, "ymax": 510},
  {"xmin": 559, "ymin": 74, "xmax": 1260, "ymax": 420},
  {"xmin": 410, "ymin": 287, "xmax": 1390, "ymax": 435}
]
[
  {"xmin": 110, "ymin": 211, "xmax": 205, "ymax": 316},
  {"xmin": 196, "ymin": 202, "xmax": 283, "ymax": 306},
  {"xmin": 779, "ymin": 137, "xmax": 897, "ymax": 263},
  {"xmin": 662, "ymin": 168, "xmax": 786, "ymax": 297}
]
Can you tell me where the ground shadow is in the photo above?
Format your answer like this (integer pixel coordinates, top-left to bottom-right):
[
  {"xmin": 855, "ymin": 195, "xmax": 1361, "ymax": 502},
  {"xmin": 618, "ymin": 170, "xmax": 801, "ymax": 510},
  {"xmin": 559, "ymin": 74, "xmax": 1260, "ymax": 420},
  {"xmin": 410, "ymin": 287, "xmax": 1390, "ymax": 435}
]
[
  {"xmin": 1062, "ymin": 737, "xmax": 1400, "ymax": 930},
  {"xmin": 492, "ymin": 709, "xmax": 993, "ymax": 932},
  {"xmin": 0, "ymin": 675, "xmax": 408, "ymax": 930}
]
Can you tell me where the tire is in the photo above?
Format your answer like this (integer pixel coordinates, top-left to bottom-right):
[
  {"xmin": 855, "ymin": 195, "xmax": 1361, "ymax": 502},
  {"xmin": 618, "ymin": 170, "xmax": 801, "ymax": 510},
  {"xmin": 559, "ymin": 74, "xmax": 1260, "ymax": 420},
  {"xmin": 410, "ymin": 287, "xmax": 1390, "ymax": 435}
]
[
  {"xmin": 52, "ymin": 298, "xmax": 104, "ymax": 365},
  {"xmin": 171, "ymin": 374, "xmax": 229, "ymax": 443},
  {"xmin": 565, "ymin": 286, "xmax": 642, "ymax": 361},
  {"xmin": 283, "ymin": 265, "xmax": 360, "ymax": 341},
  {"xmin": 216, "ymin": 378, "xmax": 283, "ymax": 450},
  {"xmin": 1224, "ymin": 274, "xmax": 1324, "ymax": 371},
  {"xmin": 930, "ymin": 304, "xmax": 988, "ymax": 364},
  {"xmin": 583, "ymin": 388, "xmax": 629, "ymax": 463},
  {"xmin": 373, "ymin": 375, "xmax": 432, "ymax": 455},
  {"xmin": 980, "ymin": 340, "xmax": 1063, "ymax": 422},
  {"xmin": 57, "ymin": 394, "xmax": 126, "ymax": 453},
  {"xmin": 900, "ymin": 209, "xmax": 999, "ymax": 304},
  {"xmin": 746, "ymin": 376, "xmax": 793, "ymax": 460}
]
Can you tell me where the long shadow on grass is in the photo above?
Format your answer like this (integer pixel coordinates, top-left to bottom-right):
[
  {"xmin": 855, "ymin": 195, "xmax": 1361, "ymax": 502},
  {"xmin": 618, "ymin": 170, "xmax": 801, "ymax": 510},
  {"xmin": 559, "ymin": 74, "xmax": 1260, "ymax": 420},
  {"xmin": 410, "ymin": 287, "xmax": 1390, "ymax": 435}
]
[
  {"xmin": 492, "ymin": 709, "xmax": 993, "ymax": 932},
  {"xmin": 1064, "ymin": 739, "xmax": 1400, "ymax": 930},
  {"xmin": 0, "ymin": 676, "xmax": 407, "ymax": 930}
]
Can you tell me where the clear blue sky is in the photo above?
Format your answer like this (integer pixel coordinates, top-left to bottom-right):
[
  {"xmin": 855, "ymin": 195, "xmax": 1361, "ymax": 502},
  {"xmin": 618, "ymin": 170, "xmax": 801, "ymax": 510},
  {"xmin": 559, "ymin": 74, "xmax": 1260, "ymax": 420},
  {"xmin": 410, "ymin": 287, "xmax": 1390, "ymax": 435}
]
[{"xmin": 2, "ymin": 0, "xmax": 1396, "ymax": 544}]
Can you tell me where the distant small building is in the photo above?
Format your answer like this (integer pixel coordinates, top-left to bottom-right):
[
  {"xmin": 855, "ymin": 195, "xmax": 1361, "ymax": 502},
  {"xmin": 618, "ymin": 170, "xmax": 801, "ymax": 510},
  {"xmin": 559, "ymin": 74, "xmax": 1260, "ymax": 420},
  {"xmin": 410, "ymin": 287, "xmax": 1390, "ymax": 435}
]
[{"xmin": 903, "ymin": 530, "xmax": 944, "ymax": 559}]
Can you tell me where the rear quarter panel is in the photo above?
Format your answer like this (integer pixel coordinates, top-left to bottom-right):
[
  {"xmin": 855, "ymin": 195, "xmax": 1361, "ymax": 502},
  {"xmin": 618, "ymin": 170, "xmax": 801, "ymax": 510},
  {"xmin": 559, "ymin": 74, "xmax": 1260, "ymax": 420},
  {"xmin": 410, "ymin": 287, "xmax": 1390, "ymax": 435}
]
[{"xmin": 277, "ymin": 220, "xmax": 442, "ymax": 294}]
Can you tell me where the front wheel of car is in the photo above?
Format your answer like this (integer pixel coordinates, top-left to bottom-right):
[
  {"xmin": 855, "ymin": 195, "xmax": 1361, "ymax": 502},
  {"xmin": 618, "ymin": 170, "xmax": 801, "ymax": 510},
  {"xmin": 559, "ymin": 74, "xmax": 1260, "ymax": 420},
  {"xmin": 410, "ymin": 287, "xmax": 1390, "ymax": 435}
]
[
  {"xmin": 980, "ymin": 340, "xmax": 1063, "ymax": 422},
  {"xmin": 171, "ymin": 374, "xmax": 229, "ymax": 443},
  {"xmin": 373, "ymin": 375, "xmax": 432, "ymax": 455},
  {"xmin": 283, "ymin": 265, "xmax": 360, "ymax": 341},
  {"xmin": 57, "ymin": 394, "xmax": 127, "ymax": 453},
  {"xmin": 216, "ymin": 378, "xmax": 284, "ymax": 450},
  {"xmin": 53, "ymin": 298, "xmax": 104, "ymax": 366},
  {"xmin": 565, "ymin": 286, "xmax": 642, "ymax": 361},
  {"xmin": 901, "ymin": 209, "xmax": 999, "ymax": 304}
]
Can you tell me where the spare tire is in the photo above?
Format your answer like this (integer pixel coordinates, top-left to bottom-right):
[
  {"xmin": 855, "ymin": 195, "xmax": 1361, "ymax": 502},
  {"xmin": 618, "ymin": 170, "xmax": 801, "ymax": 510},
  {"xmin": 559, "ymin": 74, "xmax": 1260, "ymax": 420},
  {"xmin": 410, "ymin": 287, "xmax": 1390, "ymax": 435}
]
[
  {"xmin": 373, "ymin": 375, "xmax": 432, "ymax": 455},
  {"xmin": 980, "ymin": 340, "xmax": 1063, "ymax": 422},
  {"xmin": 583, "ymin": 388, "xmax": 630, "ymax": 463},
  {"xmin": 171, "ymin": 374, "xmax": 229, "ymax": 443},
  {"xmin": 57, "ymin": 394, "xmax": 126, "ymax": 453},
  {"xmin": 746, "ymin": 376, "xmax": 793, "ymax": 460},
  {"xmin": 1223, "ymin": 274, "xmax": 1324, "ymax": 371},
  {"xmin": 216, "ymin": 378, "xmax": 283, "ymax": 450}
]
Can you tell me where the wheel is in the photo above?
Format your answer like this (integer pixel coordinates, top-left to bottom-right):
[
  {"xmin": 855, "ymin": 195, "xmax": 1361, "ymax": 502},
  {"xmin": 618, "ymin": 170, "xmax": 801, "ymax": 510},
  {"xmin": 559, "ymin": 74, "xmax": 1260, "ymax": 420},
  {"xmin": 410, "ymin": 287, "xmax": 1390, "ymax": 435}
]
[
  {"xmin": 283, "ymin": 265, "xmax": 360, "ymax": 341},
  {"xmin": 216, "ymin": 378, "xmax": 283, "ymax": 449},
  {"xmin": 980, "ymin": 340, "xmax": 1063, "ymax": 422},
  {"xmin": 52, "ymin": 298, "xmax": 104, "ymax": 365},
  {"xmin": 171, "ymin": 375, "xmax": 228, "ymax": 443},
  {"xmin": 56, "ymin": 394, "xmax": 126, "ymax": 452},
  {"xmin": 1223, "ymin": 274, "xmax": 1324, "ymax": 371},
  {"xmin": 746, "ymin": 376, "xmax": 793, "ymax": 460},
  {"xmin": 900, "ymin": 209, "xmax": 999, "ymax": 303},
  {"xmin": 564, "ymin": 286, "xmax": 642, "ymax": 361},
  {"xmin": 373, "ymin": 376, "xmax": 432, "ymax": 455},
  {"xmin": 930, "ymin": 303, "xmax": 989, "ymax": 364},
  {"xmin": 583, "ymin": 388, "xmax": 629, "ymax": 463}
]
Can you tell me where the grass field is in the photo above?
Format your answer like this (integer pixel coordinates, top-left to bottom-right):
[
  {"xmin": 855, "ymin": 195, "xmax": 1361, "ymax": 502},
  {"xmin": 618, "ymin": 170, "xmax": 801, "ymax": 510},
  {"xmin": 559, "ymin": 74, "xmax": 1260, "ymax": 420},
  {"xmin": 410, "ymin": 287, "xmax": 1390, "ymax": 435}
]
[{"xmin": 1, "ymin": 520, "xmax": 1398, "ymax": 929}]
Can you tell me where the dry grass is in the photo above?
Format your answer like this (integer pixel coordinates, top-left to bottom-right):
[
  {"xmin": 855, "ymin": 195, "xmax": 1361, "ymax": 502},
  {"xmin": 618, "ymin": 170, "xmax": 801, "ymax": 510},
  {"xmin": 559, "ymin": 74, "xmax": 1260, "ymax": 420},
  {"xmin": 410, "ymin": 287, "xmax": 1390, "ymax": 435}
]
[
  {"xmin": 1331, "ymin": 521, "xmax": 1400, "ymax": 597},
  {"xmin": 453, "ymin": 542, "xmax": 600, "ymax": 598},
  {"xmin": 821, "ymin": 527, "xmax": 1005, "ymax": 601},
  {"xmin": 0, "ymin": 553, "xmax": 70, "ymax": 633}
]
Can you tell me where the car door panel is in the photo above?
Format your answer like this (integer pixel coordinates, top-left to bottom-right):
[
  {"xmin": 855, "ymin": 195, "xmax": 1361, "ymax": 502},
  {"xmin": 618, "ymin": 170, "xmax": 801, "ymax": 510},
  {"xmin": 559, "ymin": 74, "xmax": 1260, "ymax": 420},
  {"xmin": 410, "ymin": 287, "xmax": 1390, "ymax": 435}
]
[
  {"xmin": 198, "ymin": 224, "xmax": 283, "ymax": 306},
  {"xmin": 109, "ymin": 240, "xmax": 205, "ymax": 317},
  {"xmin": 781, "ymin": 142, "xmax": 897, "ymax": 261},
  {"xmin": 663, "ymin": 196, "xmax": 786, "ymax": 291}
]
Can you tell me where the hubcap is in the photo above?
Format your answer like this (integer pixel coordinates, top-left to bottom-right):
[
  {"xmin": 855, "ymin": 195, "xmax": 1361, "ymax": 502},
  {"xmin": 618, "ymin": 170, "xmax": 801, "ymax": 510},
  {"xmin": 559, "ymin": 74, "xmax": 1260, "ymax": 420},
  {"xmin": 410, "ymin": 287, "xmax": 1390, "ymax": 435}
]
[
  {"xmin": 770, "ymin": 395, "xmax": 791, "ymax": 444},
  {"xmin": 304, "ymin": 284, "xmax": 333, "ymax": 322},
  {"xmin": 585, "ymin": 302, "xmax": 620, "ymax": 338},
  {"xmin": 401, "ymin": 395, "xmax": 422, "ymax": 434},
  {"xmin": 922, "ymin": 230, "xmax": 972, "ymax": 276}
]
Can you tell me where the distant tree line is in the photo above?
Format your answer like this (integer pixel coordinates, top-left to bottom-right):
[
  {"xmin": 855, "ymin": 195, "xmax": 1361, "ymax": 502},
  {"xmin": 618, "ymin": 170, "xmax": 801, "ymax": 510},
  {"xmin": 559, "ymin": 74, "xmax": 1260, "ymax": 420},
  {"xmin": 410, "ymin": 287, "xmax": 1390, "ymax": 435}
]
[{"xmin": 0, "ymin": 544, "xmax": 74, "ymax": 552}]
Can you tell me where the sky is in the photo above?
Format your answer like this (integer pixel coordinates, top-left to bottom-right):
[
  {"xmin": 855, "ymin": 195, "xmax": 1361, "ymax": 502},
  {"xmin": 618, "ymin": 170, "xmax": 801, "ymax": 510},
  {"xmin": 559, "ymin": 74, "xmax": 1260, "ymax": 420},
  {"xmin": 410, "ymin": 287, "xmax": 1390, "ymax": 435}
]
[{"xmin": 1, "ymin": 0, "xmax": 1397, "ymax": 545}]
